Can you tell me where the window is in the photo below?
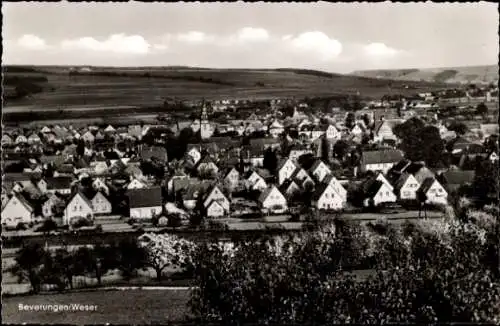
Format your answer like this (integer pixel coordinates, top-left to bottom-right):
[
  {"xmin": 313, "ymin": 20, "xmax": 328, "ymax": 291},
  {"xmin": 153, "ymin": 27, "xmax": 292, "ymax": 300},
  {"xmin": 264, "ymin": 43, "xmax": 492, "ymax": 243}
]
[
  {"xmin": 79, "ymin": 206, "xmax": 82, "ymax": 211},
  {"xmin": 73, "ymin": 205, "xmax": 77, "ymax": 212},
  {"xmin": 386, "ymin": 192, "xmax": 390, "ymax": 197}
]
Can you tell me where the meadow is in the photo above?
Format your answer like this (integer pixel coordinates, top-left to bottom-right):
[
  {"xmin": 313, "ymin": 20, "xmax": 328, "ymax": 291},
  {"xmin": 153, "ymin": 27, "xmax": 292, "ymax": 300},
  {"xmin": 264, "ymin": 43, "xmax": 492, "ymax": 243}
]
[{"xmin": 3, "ymin": 65, "xmax": 450, "ymax": 123}]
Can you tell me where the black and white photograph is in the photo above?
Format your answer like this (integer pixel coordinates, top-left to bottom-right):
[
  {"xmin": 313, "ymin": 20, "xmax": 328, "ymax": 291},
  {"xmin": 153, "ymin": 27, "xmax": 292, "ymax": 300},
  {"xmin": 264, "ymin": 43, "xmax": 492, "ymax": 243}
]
[{"xmin": 2, "ymin": 1, "xmax": 499, "ymax": 324}]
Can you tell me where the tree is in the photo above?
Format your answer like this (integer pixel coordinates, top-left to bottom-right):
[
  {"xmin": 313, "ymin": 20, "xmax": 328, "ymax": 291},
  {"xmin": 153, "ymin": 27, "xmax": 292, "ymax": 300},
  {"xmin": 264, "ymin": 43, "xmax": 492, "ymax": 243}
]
[
  {"xmin": 476, "ymin": 102, "xmax": 488, "ymax": 116},
  {"xmin": 76, "ymin": 140, "xmax": 85, "ymax": 157},
  {"xmin": 263, "ymin": 148, "xmax": 278, "ymax": 174},
  {"xmin": 345, "ymin": 112, "xmax": 355, "ymax": 130},
  {"xmin": 297, "ymin": 153, "xmax": 316, "ymax": 170},
  {"xmin": 394, "ymin": 118, "xmax": 445, "ymax": 168},
  {"xmin": 333, "ymin": 140, "xmax": 349, "ymax": 161},
  {"xmin": 320, "ymin": 137, "xmax": 330, "ymax": 163},
  {"xmin": 35, "ymin": 219, "xmax": 58, "ymax": 233},
  {"xmin": 8, "ymin": 243, "xmax": 48, "ymax": 293},
  {"xmin": 447, "ymin": 121, "xmax": 468, "ymax": 135},
  {"xmin": 115, "ymin": 239, "xmax": 147, "ymax": 281},
  {"xmin": 474, "ymin": 160, "xmax": 499, "ymax": 205},
  {"xmin": 51, "ymin": 248, "xmax": 82, "ymax": 290},
  {"xmin": 140, "ymin": 233, "xmax": 196, "ymax": 282}
]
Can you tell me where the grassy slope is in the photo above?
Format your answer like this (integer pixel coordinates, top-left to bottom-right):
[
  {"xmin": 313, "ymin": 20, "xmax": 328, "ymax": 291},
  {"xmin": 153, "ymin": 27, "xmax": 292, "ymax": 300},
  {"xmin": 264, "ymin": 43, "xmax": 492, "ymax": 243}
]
[
  {"xmin": 3, "ymin": 66, "xmax": 449, "ymax": 111},
  {"xmin": 351, "ymin": 65, "xmax": 498, "ymax": 84}
]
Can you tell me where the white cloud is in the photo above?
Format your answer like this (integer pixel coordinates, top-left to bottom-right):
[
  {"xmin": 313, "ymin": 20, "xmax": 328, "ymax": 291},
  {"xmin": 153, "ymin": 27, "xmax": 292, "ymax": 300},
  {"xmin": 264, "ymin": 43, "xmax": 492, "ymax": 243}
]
[
  {"xmin": 286, "ymin": 31, "xmax": 343, "ymax": 60},
  {"xmin": 61, "ymin": 34, "xmax": 150, "ymax": 54},
  {"xmin": 236, "ymin": 27, "xmax": 270, "ymax": 42},
  {"xmin": 364, "ymin": 42, "xmax": 400, "ymax": 57},
  {"xmin": 176, "ymin": 31, "xmax": 212, "ymax": 44},
  {"xmin": 17, "ymin": 34, "xmax": 48, "ymax": 50}
]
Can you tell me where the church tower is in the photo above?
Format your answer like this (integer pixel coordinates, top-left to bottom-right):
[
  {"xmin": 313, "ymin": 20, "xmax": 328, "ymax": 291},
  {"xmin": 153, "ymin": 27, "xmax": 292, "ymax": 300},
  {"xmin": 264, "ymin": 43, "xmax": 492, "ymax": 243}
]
[{"xmin": 200, "ymin": 101, "xmax": 214, "ymax": 139}]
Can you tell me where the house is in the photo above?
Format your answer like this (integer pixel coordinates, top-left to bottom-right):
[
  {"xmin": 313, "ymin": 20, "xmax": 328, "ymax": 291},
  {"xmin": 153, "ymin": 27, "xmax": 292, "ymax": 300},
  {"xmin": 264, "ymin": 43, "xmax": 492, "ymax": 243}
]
[
  {"xmin": 363, "ymin": 180, "xmax": 397, "ymax": 207},
  {"xmin": 1, "ymin": 134, "xmax": 13, "ymax": 147},
  {"xmin": 394, "ymin": 173, "xmax": 420, "ymax": 200},
  {"xmin": 358, "ymin": 150, "xmax": 404, "ymax": 174},
  {"xmin": 91, "ymin": 191, "xmax": 112, "ymax": 215},
  {"xmin": 279, "ymin": 180, "xmax": 301, "ymax": 199},
  {"xmin": 277, "ymin": 158, "xmax": 298, "ymax": 185},
  {"xmin": 312, "ymin": 184, "xmax": 344, "ymax": 211},
  {"xmin": 418, "ymin": 178, "xmax": 448, "ymax": 206},
  {"xmin": 247, "ymin": 171, "xmax": 268, "ymax": 191},
  {"xmin": 197, "ymin": 156, "xmax": 219, "ymax": 177},
  {"xmin": 223, "ymin": 167, "xmax": 240, "ymax": 189},
  {"xmin": 42, "ymin": 193, "xmax": 66, "ymax": 218},
  {"xmin": 407, "ymin": 163, "xmax": 436, "ymax": 185},
  {"xmin": 27, "ymin": 133, "xmax": 42, "ymax": 144},
  {"xmin": 258, "ymin": 186, "xmax": 288, "ymax": 214},
  {"xmin": 249, "ymin": 138, "xmax": 281, "ymax": 151},
  {"xmin": 127, "ymin": 187, "xmax": 163, "ymax": 219},
  {"xmin": 323, "ymin": 175, "xmax": 347, "ymax": 204},
  {"xmin": 269, "ymin": 120, "xmax": 285, "ymax": 138},
  {"xmin": 181, "ymin": 181, "xmax": 212, "ymax": 210},
  {"xmin": 288, "ymin": 145, "xmax": 313, "ymax": 161},
  {"xmin": 45, "ymin": 176, "xmax": 73, "ymax": 195},
  {"xmin": 325, "ymin": 125, "xmax": 341, "ymax": 140},
  {"xmin": 373, "ymin": 119, "xmax": 402, "ymax": 143},
  {"xmin": 439, "ymin": 170, "xmax": 475, "ymax": 193},
  {"xmin": 90, "ymin": 160, "xmax": 109, "ymax": 175},
  {"xmin": 1, "ymin": 193, "xmax": 35, "ymax": 227},
  {"xmin": 351, "ymin": 123, "xmax": 366, "ymax": 137},
  {"xmin": 15, "ymin": 135, "xmax": 28, "ymax": 144},
  {"xmin": 206, "ymin": 200, "xmax": 225, "ymax": 218},
  {"xmin": 186, "ymin": 146, "xmax": 202, "ymax": 166},
  {"xmin": 203, "ymin": 185, "xmax": 230, "ymax": 213},
  {"xmin": 488, "ymin": 151, "xmax": 499, "ymax": 162},
  {"xmin": 309, "ymin": 160, "xmax": 332, "ymax": 183},
  {"xmin": 41, "ymin": 126, "xmax": 52, "ymax": 134},
  {"xmin": 127, "ymin": 178, "xmax": 146, "ymax": 190},
  {"xmin": 82, "ymin": 131, "xmax": 95, "ymax": 143},
  {"xmin": 292, "ymin": 168, "xmax": 315, "ymax": 190},
  {"xmin": 375, "ymin": 173, "xmax": 393, "ymax": 191},
  {"xmin": 241, "ymin": 146, "xmax": 265, "ymax": 167},
  {"xmin": 480, "ymin": 123, "xmax": 499, "ymax": 140},
  {"xmin": 104, "ymin": 125, "xmax": 116, "ymax": 133},
  {"xmin": 140, "ymin": 145, "xmax": 168, "ymax": 164},
  {"xmin": 63, "ymin": 191, "xmax": 94, "ymax": 225}
]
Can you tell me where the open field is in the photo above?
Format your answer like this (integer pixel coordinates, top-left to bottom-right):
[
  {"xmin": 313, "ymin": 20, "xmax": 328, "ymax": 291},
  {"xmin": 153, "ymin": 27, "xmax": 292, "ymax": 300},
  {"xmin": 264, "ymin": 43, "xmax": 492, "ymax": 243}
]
[
  {"xmin": 2, "ymin": 289, "xmax": 191, "ymax": 324},
  {"xmin": 351, "ymin": 64, "xmax": 498, "ymax": 84},
  {"xmin": 3, "ymin": 65, "xmax": 451, "ymax": 122}
]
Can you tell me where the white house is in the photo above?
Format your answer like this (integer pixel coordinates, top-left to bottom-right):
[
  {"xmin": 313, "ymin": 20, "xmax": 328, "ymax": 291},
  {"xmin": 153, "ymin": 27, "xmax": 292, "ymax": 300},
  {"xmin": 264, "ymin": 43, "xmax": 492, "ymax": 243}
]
[
  {"xmin": 309, "ymin": 160, "xmax": 332, "ymax": 183},
  {"xmin": 206, "ymin": 200, "xmax": 225, "ymax": 218},
  {"xmin": 128, "ymin": 187, "xmax": 163, "ymax": 219},
  {"xmin": 92, "ymin": 178, "xmax": 109, "ymax": 195},
  {"xmin": 312, "ymin": 184, "xmax": 344, "ymax": 211},
  {"xmin": 127, "ymin": 178, "xmax": 146, "ymax": 190},
  {"xmin": 186, "ymin": 147, "xmax": 202, "ymax": 166},
  {"xmin": 418, "ymin": 178, "xmax": 448, "ymax": 206},
  {"xmin": 364, "ymin": 180, "xmax": 397, "ymax": 207},
  {"xmin": 91, "ymin": 192, "xmax": 112, "ymax": 215},
  {"xmin": 277, "ymin": 158, "xmax": 298, "ymax": 185},
  {"xmin": 394, "ymin": 173, "xmax": 420, "ymax": 200},
  {"xmin": 223, "ymin": 168, "xmax": 240, "ymax": 190},
  {"xmin": 1, "ymin": 193, "xmax": 34, "ymax": 227},
  {"xmin": 247, "ymin": 171, "xmax": 267, "ymax": 191},
  {"xmin": 268, "ymin": 120, "xmax": 285, "ymax": 138},
  {"xmin": 1, "ymin": 134, "xmax": 13, "ymax": 146},
  {"xmin": 63, "ymin": 191, "xmax": 94, "ymax": 225},
  {"xmin": 42, "ymin": 193, "xmax": 65, "ymax": 218},
  {"xmin": 15, "ymin": 135, "xmax": 28, "ymax": 144},
  {"xmin": 323, "ymin": 175, "xmax": 347, "ymax": 204},
  {"xmin": 325, "ymin": 125, "xmax": 341, "ymax": 140},
  {"xmin": 196, "ymin": 157, "xmax": 219, "ymax": 177},
  {"xmin": 258, "ymin": 186, "xmax": 288, "ymax": 214},
  {"xmin": 203, "ymin": 185, "xmax": 230, "ymax": 213},
  {"xmin": 359, "ymin": 150, "xmax": 404, "ymax": 174},
  {"xmin": 376, "ymin": 173, "xmax": 394, "ymax": 191}
]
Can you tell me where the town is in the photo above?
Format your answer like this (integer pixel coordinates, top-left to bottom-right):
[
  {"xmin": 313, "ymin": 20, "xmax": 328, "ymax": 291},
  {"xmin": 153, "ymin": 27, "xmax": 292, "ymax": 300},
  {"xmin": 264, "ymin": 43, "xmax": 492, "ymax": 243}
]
[
  {"xmin": 2, "ymin": 84, "xmax": 498, "ymax": 233},
  {"xmin": 2, "ymin": 2, "xmax": 499, "ymax": 324}
]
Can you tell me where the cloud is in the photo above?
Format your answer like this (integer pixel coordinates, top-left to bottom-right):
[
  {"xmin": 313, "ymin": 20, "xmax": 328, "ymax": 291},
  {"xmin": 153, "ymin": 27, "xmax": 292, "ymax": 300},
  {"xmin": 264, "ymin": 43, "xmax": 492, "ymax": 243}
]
[
  {"xmin": 364, "ymin": 42, "xmax": 400, "ymax": 57},
  {"xmin": 236, "ymin": 27, "xmax": 270, "ymax": 42},
  {"xmin": 286, "ymin": 31, "xmax": 343, "ymax": 60},
  {"xmin": 17, "ymin": 34, "xmax": 48, "ymax": 50},
  {"xmin": 61, "ymin": 34, "xmax": 150, "ymax": 54},
  {"xmin": 176, "ymin": 31, "xmax": 212, "ymax": 44}
]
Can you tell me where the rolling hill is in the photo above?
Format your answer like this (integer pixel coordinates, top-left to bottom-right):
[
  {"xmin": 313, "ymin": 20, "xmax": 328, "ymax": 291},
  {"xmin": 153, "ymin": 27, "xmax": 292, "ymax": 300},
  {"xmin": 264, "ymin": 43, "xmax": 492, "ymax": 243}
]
[
  {"xmin": 350, "ymin": 65, "xmax": 498, "ymax": 85},
  {"xmin": 2, "ymin": 65, "xmax": 451, "ymax": 112}
]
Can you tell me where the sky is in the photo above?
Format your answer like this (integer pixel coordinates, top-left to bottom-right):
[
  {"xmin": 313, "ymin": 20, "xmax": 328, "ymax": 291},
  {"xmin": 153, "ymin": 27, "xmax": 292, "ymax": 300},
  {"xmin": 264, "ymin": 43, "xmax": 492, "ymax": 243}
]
[{"xmin": 2, "ymin": 2, "xmax": 498, "ymax": 73}]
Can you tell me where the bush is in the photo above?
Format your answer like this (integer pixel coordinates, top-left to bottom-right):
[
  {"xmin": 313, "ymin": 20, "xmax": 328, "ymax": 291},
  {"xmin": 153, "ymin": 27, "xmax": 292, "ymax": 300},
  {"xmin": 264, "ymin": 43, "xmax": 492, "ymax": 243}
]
[
  {"xmin": 16, "ymin": 222, "xmax": 27, "ymax": 231},
  {"xmin": 127, "ymin": 218, "xmax": 137, "ymax": 225},
  {"xmin": 71, "ymin": 217, "xmax": 93, "ymax": 229}
]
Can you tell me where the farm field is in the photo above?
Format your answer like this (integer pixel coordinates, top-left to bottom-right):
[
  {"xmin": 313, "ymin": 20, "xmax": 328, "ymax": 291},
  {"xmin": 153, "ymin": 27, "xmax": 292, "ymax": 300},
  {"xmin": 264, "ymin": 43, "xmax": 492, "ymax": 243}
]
[
  {"xmin": 2, "ymin": 289, "xmax": 191, "ymax": 324},
  {"xmin": 3, "ymin": 65, "xmax": 451, "ymax": 122}
]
